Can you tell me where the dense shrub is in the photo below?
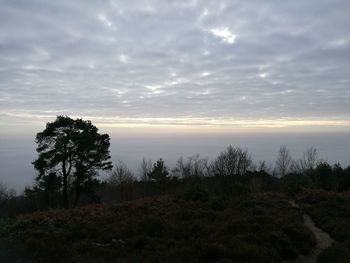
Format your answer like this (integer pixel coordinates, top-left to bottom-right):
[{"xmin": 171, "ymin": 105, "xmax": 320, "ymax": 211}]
[
  {"xmin": 317, "ymin": 244, "xmax": 350, "ymax": 263},
  {"xmin": 282, "ymin": 173, "xmax": 312, "ymax": 194},
  {"xmin": 2, "ymin": 194, "xmax": 315, "ymax": 262},
  {"xmin": 184, "ymin": 184, "xmax": 209, "ymax": 201}
]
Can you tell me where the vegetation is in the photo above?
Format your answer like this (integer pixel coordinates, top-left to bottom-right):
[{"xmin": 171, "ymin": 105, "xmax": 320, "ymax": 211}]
[
  {"xmin": 275, "ymin": 145, "xmax": 292, "ymax": 177},
  {"xmin": 1, "ymin": 194, "xmax": 315, "ymax": 262},
  {"xmin": 296, "ymin": 190, "xmax": 350, "ymax": 262},
  {"xmin": 1, "ymin": 117, "xmax": 350, "ymax": 262},
  {"xmin": 32, "ymin": 116, "xmax": 112, "ymax": 208}
]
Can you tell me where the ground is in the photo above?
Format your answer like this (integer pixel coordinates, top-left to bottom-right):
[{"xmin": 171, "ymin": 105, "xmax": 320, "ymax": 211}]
[{"xmin": 1, "ymin": 193, "xmax": 319, "ymax": 263}]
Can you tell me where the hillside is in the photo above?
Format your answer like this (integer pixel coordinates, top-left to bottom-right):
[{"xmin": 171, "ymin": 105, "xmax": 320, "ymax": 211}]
[{"xmin": 1, "ymin": 193, "xmax": 318, "ymax": 263}]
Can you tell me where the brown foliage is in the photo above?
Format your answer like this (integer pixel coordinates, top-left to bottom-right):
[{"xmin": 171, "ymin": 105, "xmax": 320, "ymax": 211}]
[{"xmin": 5, "ymin": 194, "xmax": 316, "ymax": 262}]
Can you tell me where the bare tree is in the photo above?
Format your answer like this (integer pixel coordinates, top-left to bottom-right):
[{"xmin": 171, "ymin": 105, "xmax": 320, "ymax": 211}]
[
  {"xmin": 237, "ymin": 149, "xmax": 253, "ymax": 175},
  {"xmin": 211, "ymin": 146, "xmax": 253, "ymax": 176},
  {"xmin": 304, "ymin": 147, "xmax": 319, "ymax": 170},
  {"xmin": 106, "ymin": 161, "xmax": 136, "ymax": 201},
  {"xmin": 139, "ymin": 158, "xmax": 153, "ymax": 197},
  {"xmin": 172, "ymin": 154, "xmax": 210, "ymax": 178},
  {"xmin": 275, "ymin": 145, "xmax": 292, "ymax": 177},
  {"xmin": 139, "ymin": 157, "xmax": 153, "ymax": 182},
  {"xmin": 257, "ymin": 160, "xmax": 272, "ymax": 173},
  {"xmin": 291, "ymin": 147, "xmax": 319, "ymax": 173},
  {"xmin": 0, "ymin": 182, "xmax": 9, "ymax": 201},
  {"xmin": 0, "ymin": 182, "xmax": 15, "ymax": 201},
  {"xmin": 108, "ymin": 161, "xmax": 135, "ymax": 186}
]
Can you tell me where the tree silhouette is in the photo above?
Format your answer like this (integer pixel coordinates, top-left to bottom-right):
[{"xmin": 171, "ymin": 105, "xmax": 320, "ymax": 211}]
[
  {"xmin": 291, "ymin": 147, "xmax": 319, "ymax": 174},
  {"xmin": 211, "ymin": 146, "xmax": 252, "ymax": 176},
  {"xmin": 147, "ymin": 158, "xmax": 169, "ymax": 194},
  {"xmin": 108, "ymin": 161, "xmax": 135, "ymax": 201},
  {"xmin": 33, "ymin": 116, "xmax": 112, "ymax": 207},
  {"xmin": 275, "ymin": 145, "xmax": 292, "ymax": 177},
  {"xmin": 148, "ymin": 158, "xmax": 169, "ymax": 181},
  {"xmin": 172, "ymin": 154, "xmax": 210, "ymax": 178}
]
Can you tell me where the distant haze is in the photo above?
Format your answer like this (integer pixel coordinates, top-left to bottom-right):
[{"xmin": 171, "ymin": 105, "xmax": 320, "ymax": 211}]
[{"xmin": 1, "ymin": 130, "xmax": 350, "ymax": 192}]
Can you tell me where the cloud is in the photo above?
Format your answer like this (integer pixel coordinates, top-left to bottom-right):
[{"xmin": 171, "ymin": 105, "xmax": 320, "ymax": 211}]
[
  {"xmin": 97, "ymin": 13, "xmax": 113, "ymax": 28},
  {"xmin": 0, "ymin": 0, "xmax": 349, "ymax": 128},
  {"xmin": 210, "ymin": 28, "xmax": 237, "ymax": 44},
  {"xmin": 259, "ymin": 73, "xmax": 268, "ymax": 79},
  {"xmin": 119, "ymin": 54, "xmax": 128, "ymax": 63}
]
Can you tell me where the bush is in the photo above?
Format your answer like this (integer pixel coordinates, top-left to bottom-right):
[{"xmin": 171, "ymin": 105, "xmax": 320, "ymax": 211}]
[
  {"xmin": 185, "ymin": 184, "xmax": 209, "ymax": 202},
  {"xmin": 282, "ymin": 173, "xmax": 312, "ymax": 194},
  {"xmin": 2, "ymin": 194, "xmax": 316, "ymax": 262},
  {"xmin": 317, "ymin": 244, "xmax": 350, "ymax": 263},
  {"xmin": 210, "ymin": 196, "xmax": 225, "ymax": 211}
]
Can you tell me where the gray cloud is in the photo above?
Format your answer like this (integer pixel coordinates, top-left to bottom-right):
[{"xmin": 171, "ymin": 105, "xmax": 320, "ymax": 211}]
[{"xmin": 0, "ymin": 0, "xmax": 350, "ymax": 126}]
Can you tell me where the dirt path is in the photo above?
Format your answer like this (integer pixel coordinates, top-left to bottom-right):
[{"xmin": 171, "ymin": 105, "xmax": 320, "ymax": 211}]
[{"xmin": 286, "ymin": 200, "xmax": 335, "ymax": 263}]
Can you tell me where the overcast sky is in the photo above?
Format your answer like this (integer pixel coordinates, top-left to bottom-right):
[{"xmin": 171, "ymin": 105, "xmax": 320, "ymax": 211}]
[
  {"xmin": 0, "ymin": 0, "xmax": 350, "ymax": 131},
  {"xmin": 1, "ymin": 0, "xmax": 350, "ymax": 190}
]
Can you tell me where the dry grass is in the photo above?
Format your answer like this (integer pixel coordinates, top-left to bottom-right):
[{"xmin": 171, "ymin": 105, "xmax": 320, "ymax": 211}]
[{"xmin": 2, "ymin": 194, "xmax": 315, "ymax": 263}]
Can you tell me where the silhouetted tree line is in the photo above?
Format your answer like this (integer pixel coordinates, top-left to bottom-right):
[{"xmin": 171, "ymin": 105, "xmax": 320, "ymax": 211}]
[
  {"xmin": 1, "ymin": 116, "xmax": 350, "ymax": 217},
  {"xmin": 100, "ymin": 146, "xmax": 350, "ymax": 203}
]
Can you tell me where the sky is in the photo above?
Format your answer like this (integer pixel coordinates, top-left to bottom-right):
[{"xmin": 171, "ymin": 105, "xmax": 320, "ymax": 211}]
[
  {"xmin": 1, "ymin": 0, "xmax": 350, "ymax": 191},
  {"xmin": 0, "ymin": 0, "xmax": 349, "ymax": 131}
]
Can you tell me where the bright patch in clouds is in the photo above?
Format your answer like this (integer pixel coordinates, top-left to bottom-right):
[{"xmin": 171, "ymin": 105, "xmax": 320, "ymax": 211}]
[
  {"xmin": 202, "ymin": 50, "xmax": 210, "ymax": 56},
  {"xmin": 119, "ymin": 54, "xmax": 128, "ymax": 63},
  {"xmin": 199, "ymin": 8, "xmax": 209, "ymax": 20},
  {"xmin": 259, "ymin": 73, "xmax": 268, "ymax": 79},
  {"xmin": 201, "ymin": 72, "xmax": 211, "ymax": 77},
  {"xmin": 210, "ymin": 28, "xmax": 237, "ymax": 44},
  {"xmin": 145, "ymin": 85, "xmax": 161, "ymax": 91},
  {"xmin": 97, "ymin": 13, "xmax": 113, "ymax": 28},
  {"xmin": 202, "ymin": 9, "xmax": 209, "ymax": 17},
  {"xmin": 329, "ymin": 38, "xmax": 349, "ymax": 48}
]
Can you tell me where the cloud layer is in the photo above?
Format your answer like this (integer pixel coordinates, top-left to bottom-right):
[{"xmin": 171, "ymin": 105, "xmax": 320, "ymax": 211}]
[{"xmin": 0, "ymin": 0, "xmax": 350, "ymax": 127}]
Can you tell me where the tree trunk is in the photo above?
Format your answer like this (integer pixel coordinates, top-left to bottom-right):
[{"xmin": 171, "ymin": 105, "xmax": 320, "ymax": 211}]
[
  {"xmin": 63, "ymin": 174, "xmax": 68, "ymax": 208},
  {"xmin": 62, "ymin": 159, "xmax": 68, "ymax": 208},
  {"xmin": 74, "ymin": 175, "xmax": 81, "ymax": 207}
]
